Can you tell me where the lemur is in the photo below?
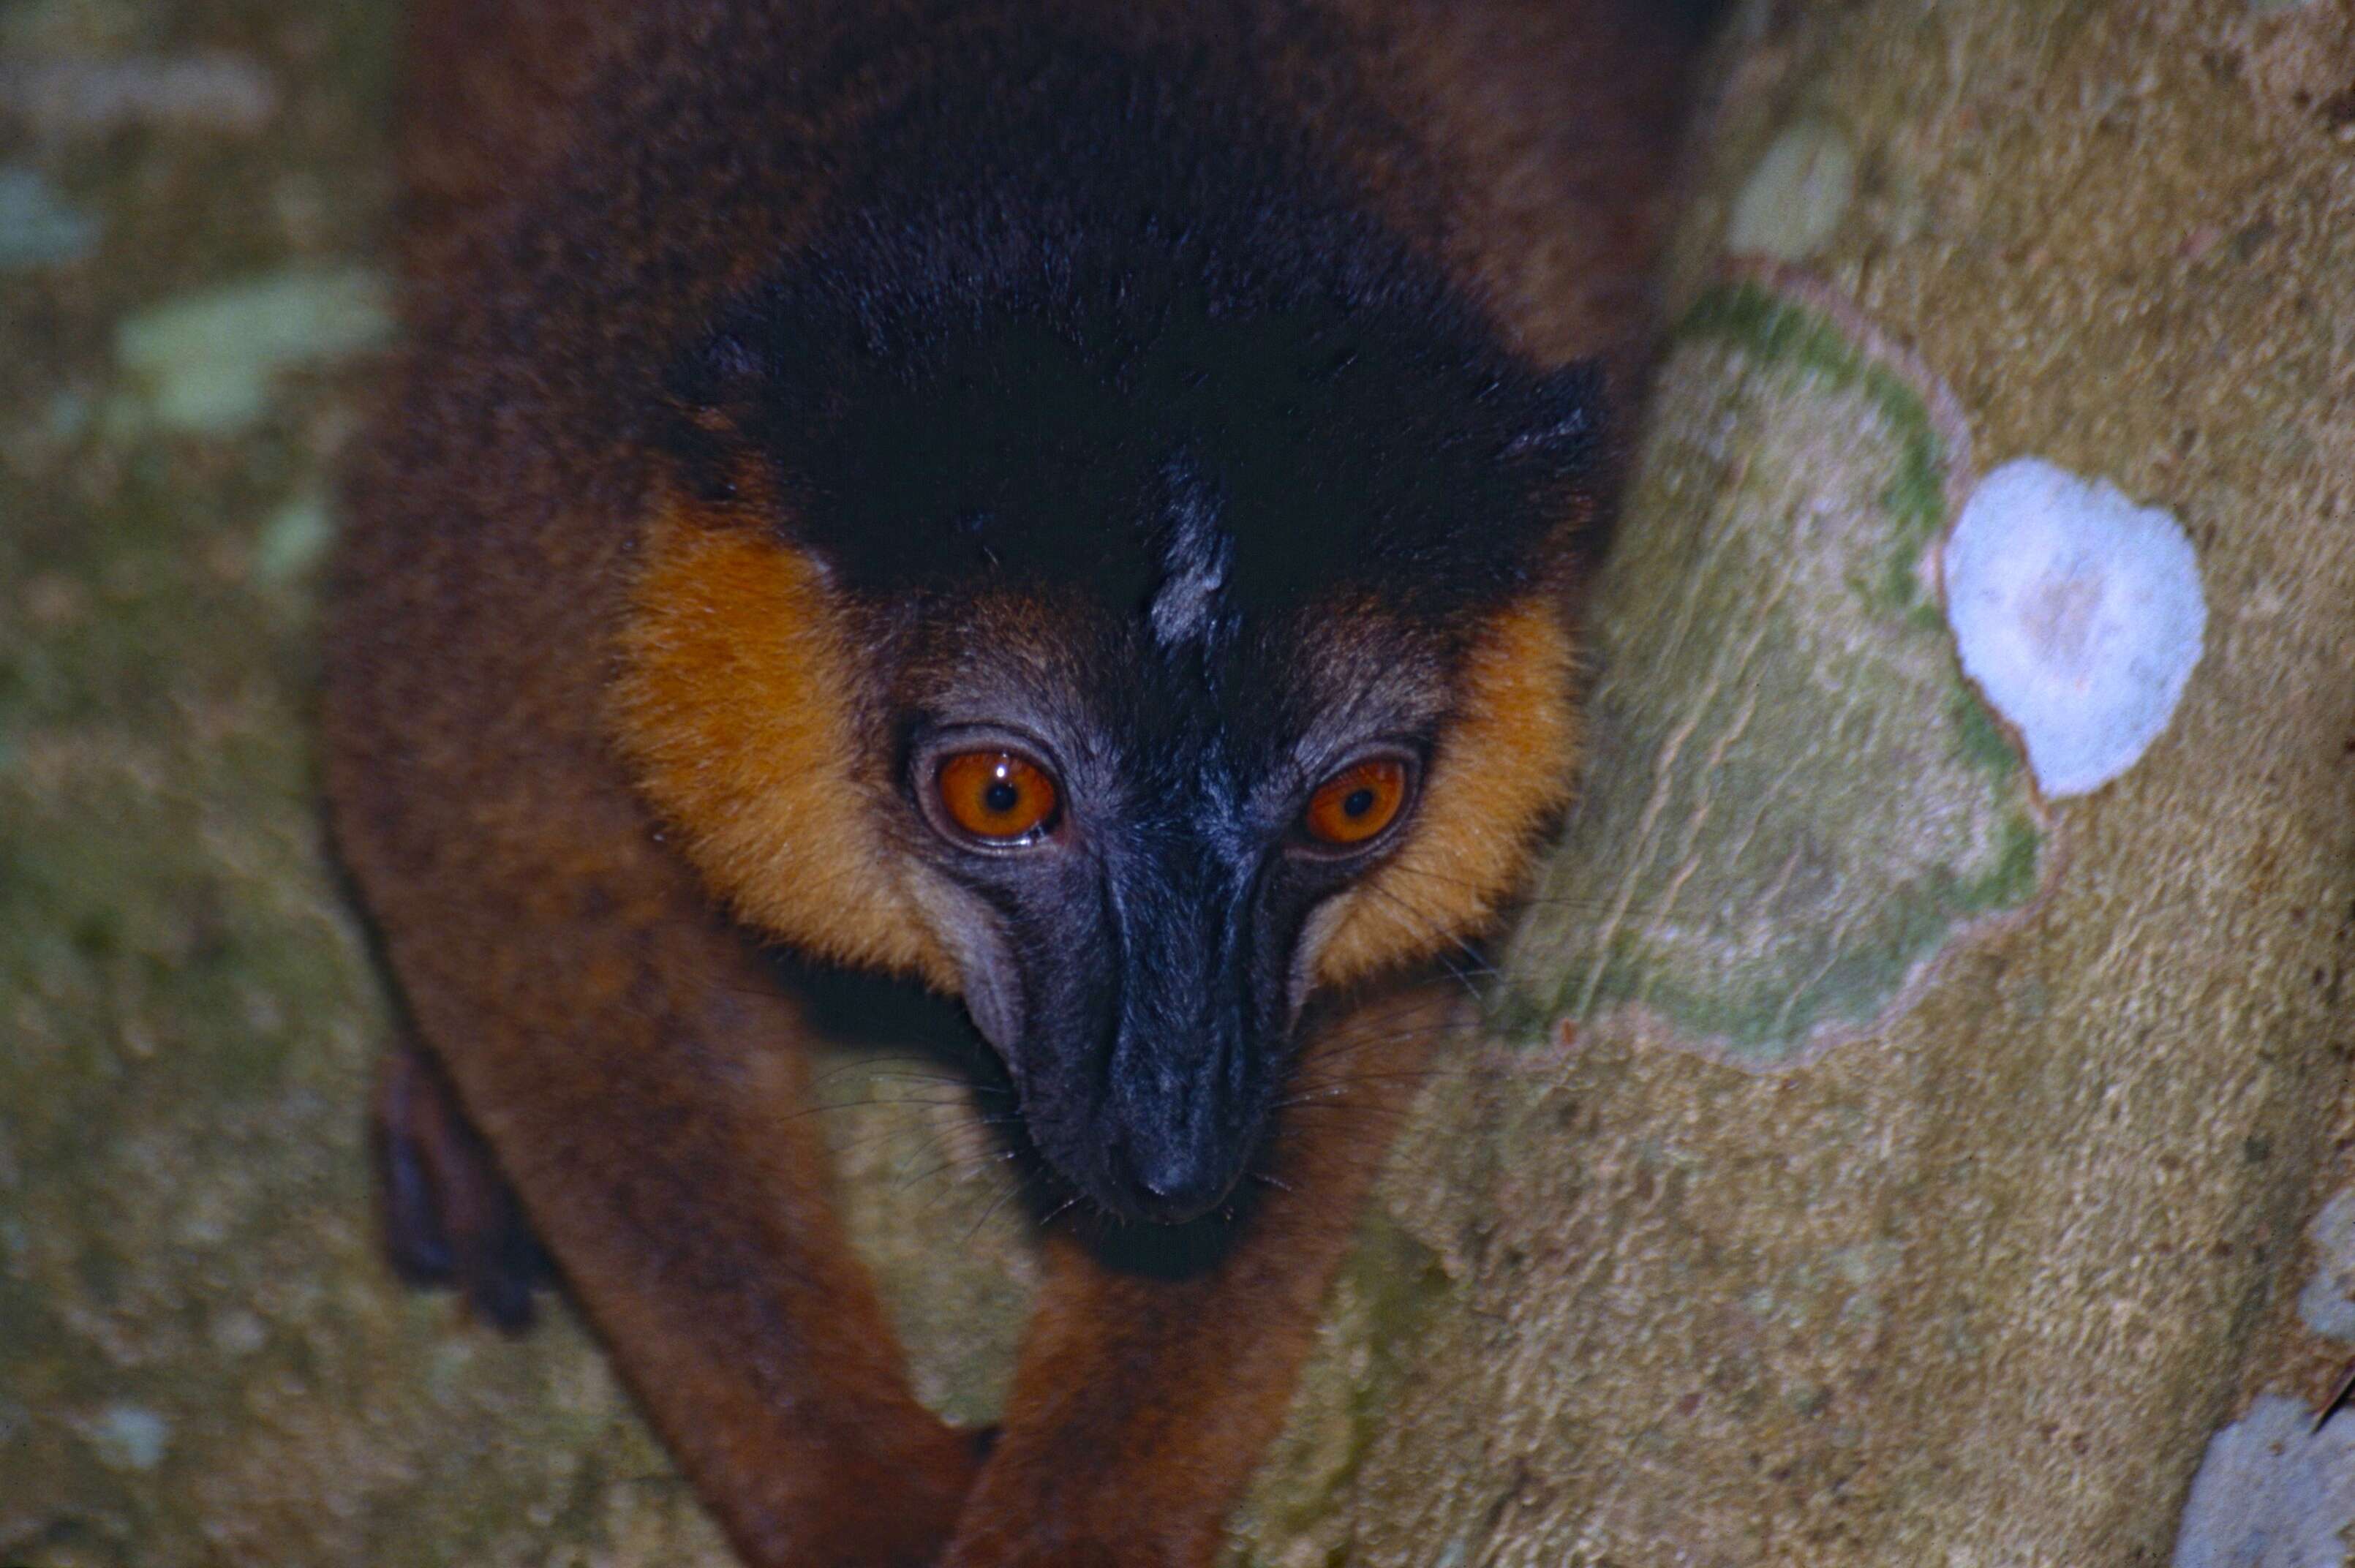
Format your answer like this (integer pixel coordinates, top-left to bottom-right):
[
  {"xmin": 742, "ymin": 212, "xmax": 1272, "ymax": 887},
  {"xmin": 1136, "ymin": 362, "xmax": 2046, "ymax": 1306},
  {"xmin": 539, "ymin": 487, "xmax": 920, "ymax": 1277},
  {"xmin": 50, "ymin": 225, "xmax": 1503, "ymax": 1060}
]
[{"xmin": 325, "ymin": 1, "xmax": 1703, "ymax": 1563}]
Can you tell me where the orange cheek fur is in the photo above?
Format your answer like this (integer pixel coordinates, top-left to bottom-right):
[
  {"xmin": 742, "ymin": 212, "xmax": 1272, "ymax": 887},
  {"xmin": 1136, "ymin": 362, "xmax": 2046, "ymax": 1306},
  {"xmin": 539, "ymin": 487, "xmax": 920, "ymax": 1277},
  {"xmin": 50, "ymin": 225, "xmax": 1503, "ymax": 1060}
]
[
  {"xmin": 612, "ymin": 501, "xmax": 1574, "ymax": 1003},
  {"xmin": 1311, "ymin": 595, "xmax": 1579, "ymax": 989},
  {"xmin": 608, "ymin": 500, "xmax": 961, "ymax": 990}
]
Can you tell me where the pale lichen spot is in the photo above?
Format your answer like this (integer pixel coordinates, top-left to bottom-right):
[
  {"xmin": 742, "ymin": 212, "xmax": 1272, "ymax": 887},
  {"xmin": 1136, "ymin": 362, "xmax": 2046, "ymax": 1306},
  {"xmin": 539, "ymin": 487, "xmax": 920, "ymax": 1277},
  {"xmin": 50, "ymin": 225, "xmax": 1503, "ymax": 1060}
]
[
  {"xmin": 1943, "ymin": 459, "xmax": 2206, "ymax": 798},
  {"xmin": 0, "ymin": 166, "xmax": 100, "ymax": 270},
  {"xmin": 113, "ymin": 267, "xmax": 391, "ymax": 434},
  {"xmin": 87, "ymin": 1403, "xmax": 172, "ymax": 1472},
  {"xmin": 1727, "ymin": 121, "xmax": 1855, "ymax": 263},
  {"xmin": 2296, "ymin": 1188, "xmax": 2355, "ymax": 1342},
  {"xmin": 253, "ymin": 488, "xmax": 334, "ymax": 584},
  {"xmin": 2171, "ymin": 1395, "xmax": 2355, "ymax": 1567},
  {"xmin": 0, "ymin": 51, "xmax": 278, "ymax": 137}
]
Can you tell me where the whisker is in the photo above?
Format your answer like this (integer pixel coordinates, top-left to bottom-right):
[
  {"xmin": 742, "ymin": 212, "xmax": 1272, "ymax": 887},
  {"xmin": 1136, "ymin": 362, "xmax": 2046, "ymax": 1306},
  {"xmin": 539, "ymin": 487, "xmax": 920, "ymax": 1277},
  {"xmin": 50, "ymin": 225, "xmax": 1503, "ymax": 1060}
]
[
  {"xmin": 807, "ymin": 1055, "xmax": 968, "ymax": 1090},
  {"xmin": 1289, "ymin": 1066, "xmax": 1470, "ymax": 1091},
  {"xmin": 1379, "ymin": 861, "xmax": 1621, "ymax": 917},
  {"xmin": 1354, "ymin": 881, "xmax": 1505, "ymax": 984},
  {"xmin": 821, "ymin": 1114, "xmax": 1017, "ymax": 1160},
  {"xmin": 1299, "ymin": 1018, "xmax": 1490, "ymax": 1071},
  {"xmin": 893, "ymin": 1144, "xmax": 1021, "ymax": 1196},
  {"xmin": 821, "ymin": 1109, "xmax": 1029, "ymax": 1153},
  {"xmin": 1268, "ymin": 1093, "xmax": 1442, "ymax": 1126},
  {"xmin": 962, "ymin": 1172, "xmax": 1030, "ymax": 1240},
  {"xmin": 788, "ymin": 1093, "xmax": 1005, "ymax": 1121},
  {"xmin": 1259, "ymin": 1123, "xmax": 1449, "ymax": 1188},
  {"xmin": 857, "ymin": 1068, "xmax": 1013, "ymax": 1094}
]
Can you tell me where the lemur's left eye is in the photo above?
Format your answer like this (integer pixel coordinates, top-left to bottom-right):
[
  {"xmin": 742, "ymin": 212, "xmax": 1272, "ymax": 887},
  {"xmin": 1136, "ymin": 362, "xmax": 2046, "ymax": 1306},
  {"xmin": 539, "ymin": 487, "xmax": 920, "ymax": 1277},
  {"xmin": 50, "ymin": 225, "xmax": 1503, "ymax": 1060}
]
[
  {"xmin": 1302, "ymin": 758, "xmax": 1410, "ymax": 848},
  {"xmin": 936, "ymin": 750, "xmax": 1060, "ymax": 843}
]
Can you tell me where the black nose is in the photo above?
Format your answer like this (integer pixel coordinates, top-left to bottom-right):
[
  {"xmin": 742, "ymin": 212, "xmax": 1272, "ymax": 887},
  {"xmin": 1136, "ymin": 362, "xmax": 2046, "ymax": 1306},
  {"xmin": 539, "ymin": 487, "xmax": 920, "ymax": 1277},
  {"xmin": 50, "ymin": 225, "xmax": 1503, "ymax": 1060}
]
[{"xmin": 1111, "ymin": 1131, "xmax": 1236, "ymax": 1224}]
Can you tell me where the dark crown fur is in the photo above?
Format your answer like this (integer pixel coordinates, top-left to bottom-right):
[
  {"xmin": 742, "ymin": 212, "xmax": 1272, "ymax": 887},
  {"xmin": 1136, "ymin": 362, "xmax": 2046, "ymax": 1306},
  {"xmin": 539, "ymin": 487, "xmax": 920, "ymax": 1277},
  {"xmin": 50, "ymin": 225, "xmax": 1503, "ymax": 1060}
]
[{"xmin": 667, "ymin": 29, "xmax": 1608, "ymax": 633}]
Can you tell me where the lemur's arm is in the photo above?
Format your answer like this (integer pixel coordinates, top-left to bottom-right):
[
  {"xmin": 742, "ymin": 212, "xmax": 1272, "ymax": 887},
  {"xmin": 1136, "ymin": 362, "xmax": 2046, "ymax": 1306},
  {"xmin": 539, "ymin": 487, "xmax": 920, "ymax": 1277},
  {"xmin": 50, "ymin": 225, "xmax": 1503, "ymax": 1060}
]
[
  {"xmin": 945, "ymin": 987, "xmax": 1458, "ymax": 1568},
  {"xmin": 328, "ymin": 597, "xmax": 975, "ymax": 1568}
]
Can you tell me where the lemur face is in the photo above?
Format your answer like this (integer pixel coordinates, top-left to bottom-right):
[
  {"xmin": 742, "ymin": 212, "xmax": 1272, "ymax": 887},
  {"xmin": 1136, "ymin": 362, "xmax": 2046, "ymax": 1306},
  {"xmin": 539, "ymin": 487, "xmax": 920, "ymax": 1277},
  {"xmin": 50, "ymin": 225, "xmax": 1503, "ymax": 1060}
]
[
  {"xmin": 613, "ymin": 190, "xmax": 1602, "ymax": 1223},
  {"xmin": 885, "ymin": 580, "xmax": 1457, "ymax": 1222}
]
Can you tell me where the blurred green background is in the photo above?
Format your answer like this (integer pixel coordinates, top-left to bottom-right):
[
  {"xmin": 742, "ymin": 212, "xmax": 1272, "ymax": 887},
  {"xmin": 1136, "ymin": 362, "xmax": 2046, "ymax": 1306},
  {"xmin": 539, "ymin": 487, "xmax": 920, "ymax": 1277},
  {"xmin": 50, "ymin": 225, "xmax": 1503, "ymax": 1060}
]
[{"xmin": 0, "ymin": 3, "xmax": 758, "ymax": 1559}]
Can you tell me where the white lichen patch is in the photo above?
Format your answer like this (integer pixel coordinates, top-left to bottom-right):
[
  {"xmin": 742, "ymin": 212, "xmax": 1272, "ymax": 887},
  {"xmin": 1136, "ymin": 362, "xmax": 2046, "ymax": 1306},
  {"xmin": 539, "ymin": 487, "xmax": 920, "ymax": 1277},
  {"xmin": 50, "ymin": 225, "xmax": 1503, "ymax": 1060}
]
[
  {"xmin": 113, "ymin": 268, "xmax": 391, "ymax": 434},
  {"xmin": 2172, "ymin": 1395, "xmax": 2355, "ymax": 1567},
  {"xmin": 86, "ymin": 1401, "xmax": 172, "ymax": 1472},
  {"xmin": 0, "ymin": 165, "xmax": 99, "ymax": 269},
  {"xmin": 2297, "ymin": 1188, "xmax": 2355, "ymax": 1341},
  {"xmin": 1943, "ymin": 459, "xmax": 2206, "ymax": 797},
  {"xmin": 0, "ymin": 52, "xmax": 277, "ymax": 137},
  {"xmin": 254, "ymin": 489, "xmax": 334, "ymax": 584},
  {"xmin": 1727, "ymin": 121, "xmax": 1855, "ymax": 263}
]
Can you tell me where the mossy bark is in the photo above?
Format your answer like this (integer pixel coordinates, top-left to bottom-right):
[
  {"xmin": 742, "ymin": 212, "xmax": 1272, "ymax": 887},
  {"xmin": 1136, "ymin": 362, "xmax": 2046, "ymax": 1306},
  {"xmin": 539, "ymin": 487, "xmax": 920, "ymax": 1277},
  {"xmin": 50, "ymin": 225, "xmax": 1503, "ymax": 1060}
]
[
  {"xmin": 0, "ymin": 3, "xmax": 749, "ymax": 1560},
  {"xmin": 4, "ymin": 0, "xmax": 2353, "ymax": 1564}
]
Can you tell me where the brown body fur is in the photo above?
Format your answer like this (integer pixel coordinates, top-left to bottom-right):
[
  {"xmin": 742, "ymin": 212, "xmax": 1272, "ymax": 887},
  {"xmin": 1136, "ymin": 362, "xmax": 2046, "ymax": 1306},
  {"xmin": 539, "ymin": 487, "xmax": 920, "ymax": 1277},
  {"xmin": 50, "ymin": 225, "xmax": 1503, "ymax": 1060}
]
[{"xmin": 328, "ymin": 4, "xmax": 1693, "ymax": 1564}]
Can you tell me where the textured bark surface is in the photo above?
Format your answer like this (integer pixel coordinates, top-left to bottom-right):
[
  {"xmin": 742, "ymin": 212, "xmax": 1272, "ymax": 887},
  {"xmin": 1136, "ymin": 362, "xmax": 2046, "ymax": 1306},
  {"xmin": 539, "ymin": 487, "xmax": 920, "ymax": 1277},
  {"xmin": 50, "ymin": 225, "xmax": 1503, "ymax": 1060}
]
[{"xmin": 4, "ymin": 0, "xmax": 2352, "ymax": 1564}]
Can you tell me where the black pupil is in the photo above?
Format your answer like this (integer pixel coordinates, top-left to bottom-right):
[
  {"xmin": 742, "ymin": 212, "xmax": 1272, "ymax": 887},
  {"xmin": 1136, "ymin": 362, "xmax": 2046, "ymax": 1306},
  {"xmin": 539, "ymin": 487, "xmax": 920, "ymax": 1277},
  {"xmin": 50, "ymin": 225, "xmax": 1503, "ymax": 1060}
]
[
  {"xmin": 984, "ymin": 779, "xmax": 1021, "ymax": 815},
  {"xmin": 1342, "ymin": 787, "xmax": 1377, "ymax": 819}
]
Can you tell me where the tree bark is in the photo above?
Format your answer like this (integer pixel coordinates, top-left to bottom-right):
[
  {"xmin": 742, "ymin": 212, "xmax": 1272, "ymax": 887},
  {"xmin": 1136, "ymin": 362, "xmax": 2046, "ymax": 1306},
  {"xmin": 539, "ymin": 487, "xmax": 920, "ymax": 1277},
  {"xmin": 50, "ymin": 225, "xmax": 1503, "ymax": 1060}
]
[{"xmin": 1225, "ymin": 1, "xmax": 2355, "ymax": 1562}]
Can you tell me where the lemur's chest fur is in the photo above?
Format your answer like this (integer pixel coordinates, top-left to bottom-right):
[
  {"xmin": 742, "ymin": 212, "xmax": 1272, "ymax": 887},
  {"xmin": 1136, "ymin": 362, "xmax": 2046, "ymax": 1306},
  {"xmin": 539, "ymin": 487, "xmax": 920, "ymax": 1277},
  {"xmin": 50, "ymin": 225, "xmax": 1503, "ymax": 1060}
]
[{"xmin": 328, "ymin": 2, "xmax": 1697, "ymax": 1561}]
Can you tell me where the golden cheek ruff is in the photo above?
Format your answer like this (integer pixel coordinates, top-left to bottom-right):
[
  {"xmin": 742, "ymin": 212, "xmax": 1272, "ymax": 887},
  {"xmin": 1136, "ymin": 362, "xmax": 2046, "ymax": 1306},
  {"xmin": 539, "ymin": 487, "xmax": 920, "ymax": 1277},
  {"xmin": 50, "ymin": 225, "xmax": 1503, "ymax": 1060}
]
[
  {"xmin": 1311, "ymin": 592, "xmax": 1580, "ymax": 989},
  {"xmin": 608, "ymin": 496, "xmax": 962, "ymax": 990}
]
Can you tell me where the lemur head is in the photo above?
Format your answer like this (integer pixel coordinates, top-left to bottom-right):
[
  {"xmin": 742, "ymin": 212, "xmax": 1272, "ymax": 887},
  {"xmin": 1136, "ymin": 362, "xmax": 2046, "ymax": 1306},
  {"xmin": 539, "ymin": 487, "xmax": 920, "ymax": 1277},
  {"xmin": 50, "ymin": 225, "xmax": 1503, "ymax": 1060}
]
[{"xmin": 613, "ymin": 128, "xmax": 1604, "ymax": 1224}]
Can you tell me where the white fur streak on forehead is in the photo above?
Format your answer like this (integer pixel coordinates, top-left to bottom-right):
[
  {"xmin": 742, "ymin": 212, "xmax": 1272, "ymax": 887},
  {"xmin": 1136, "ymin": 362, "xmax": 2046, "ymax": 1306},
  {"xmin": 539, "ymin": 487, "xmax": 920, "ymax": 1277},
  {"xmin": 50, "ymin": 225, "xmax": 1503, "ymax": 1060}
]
[{"xmin": 1148, "ymin": 473, "xmax": 1232, "ymax": 650}]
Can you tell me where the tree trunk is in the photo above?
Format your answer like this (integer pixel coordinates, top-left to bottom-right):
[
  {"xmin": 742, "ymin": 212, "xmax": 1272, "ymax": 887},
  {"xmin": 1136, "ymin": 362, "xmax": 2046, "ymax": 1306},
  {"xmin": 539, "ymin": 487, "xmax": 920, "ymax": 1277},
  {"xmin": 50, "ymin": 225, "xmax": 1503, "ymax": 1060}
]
[{"xmin": 1225, "ymin": 1, "xmax": 2355, "ymax": 1562}]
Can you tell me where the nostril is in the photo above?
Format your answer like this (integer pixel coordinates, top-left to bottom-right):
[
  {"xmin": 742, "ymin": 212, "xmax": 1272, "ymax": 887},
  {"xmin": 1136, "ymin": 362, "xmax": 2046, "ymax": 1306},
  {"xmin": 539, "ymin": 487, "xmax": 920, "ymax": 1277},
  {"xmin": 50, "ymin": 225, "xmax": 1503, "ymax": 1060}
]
[
  {"xmin": 1113, "ymin": 1135, "xmax": 1229, "ymax": 1222},
  {"xmin": 1137, "ymin": 1167, "xmax": 1191, "ymax": 1205}
]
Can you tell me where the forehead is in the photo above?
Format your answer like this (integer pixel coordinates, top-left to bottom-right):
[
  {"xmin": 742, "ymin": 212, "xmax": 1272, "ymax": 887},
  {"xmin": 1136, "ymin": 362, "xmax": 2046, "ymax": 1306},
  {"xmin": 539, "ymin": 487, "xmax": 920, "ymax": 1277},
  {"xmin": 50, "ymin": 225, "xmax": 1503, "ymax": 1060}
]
[
  {"xmin": 891, "ymin": 584, "xmax": 1455, "ymax": 785},
  {"xmin": 663, "ymin": 99, "xmax": 1607, "ymax": 766}
]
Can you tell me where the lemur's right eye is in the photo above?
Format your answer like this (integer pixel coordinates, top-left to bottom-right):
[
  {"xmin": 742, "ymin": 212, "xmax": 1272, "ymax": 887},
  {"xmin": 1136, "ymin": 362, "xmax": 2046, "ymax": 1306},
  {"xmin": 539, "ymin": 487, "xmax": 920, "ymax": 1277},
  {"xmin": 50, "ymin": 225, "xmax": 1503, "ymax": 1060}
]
[
  {"xmin": 1301, "ymin": 757, "xmax": 1410, "ymax": 848},
  {"xmin": 935, "ymin": 750, "xmax": 1060, "ymax": 843}
]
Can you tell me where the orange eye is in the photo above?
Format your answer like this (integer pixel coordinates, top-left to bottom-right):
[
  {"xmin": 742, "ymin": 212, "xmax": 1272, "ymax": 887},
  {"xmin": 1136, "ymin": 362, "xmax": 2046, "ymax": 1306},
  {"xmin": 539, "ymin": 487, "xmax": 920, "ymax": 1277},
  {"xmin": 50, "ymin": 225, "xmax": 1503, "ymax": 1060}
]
[
  {"xmin": 936, "ymin": 750, "xmax": 1060, "ymax": 843},
  {"xmin": 1303, "ymin": 758, "xmax": 1409, "ymax": 848}
]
